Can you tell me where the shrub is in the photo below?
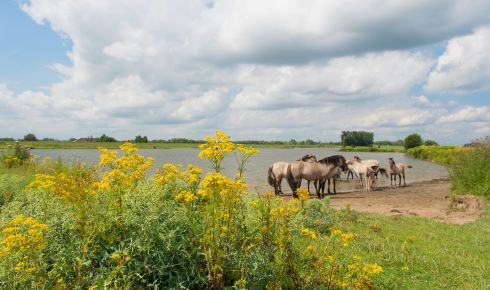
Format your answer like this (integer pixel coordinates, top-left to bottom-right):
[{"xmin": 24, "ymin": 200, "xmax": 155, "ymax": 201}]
[{"xmin": 450, "ymin": 145, "xmax": 490, "ymax": 197}]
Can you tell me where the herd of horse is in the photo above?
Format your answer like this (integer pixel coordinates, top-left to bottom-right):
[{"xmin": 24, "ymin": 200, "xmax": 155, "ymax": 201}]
[{"xmin": 267, "ymin": 154, "xmax": 412, "ymax": 198}]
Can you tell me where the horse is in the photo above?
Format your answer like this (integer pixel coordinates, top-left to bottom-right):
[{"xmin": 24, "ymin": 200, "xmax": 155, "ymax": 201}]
[
  {"xmin": 286, "ymin": 155, "xmax": 347, "ymax": 198},
  {"xmin": 388, "ymin": 157, "xmax": 412, "ymax": 187},
  {"xmin": 267, "ymin": 154, "xmax": 316, "ymax": 195},
  {"xmin": 347, "ymin": 156, "xmax": 382, "ymax": 191},
  {"xmin": 317, "ymin": 166, "xmax": 342, "ymax": 196}
]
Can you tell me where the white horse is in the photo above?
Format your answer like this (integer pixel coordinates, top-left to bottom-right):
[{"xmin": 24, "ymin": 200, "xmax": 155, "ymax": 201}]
[
  {"xmin": 267, "ymin": 154, "xmax": 316, "ymax": 195},
  {"xmin": 347, "ymin": 156, "xmax": 382, "ymax": 191},
  {"xmin": 388, "ymin": 157, "xmax": 412, "ymax": 187}
]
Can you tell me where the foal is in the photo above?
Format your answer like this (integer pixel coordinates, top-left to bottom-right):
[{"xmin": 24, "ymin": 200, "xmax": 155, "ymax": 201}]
[{"xmin": 388, "ymin": 157, "xmax": 411, "ymax": 187}]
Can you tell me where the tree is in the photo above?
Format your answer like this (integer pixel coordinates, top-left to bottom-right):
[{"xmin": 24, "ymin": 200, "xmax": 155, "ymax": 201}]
[
  {"xmin": 404, "ymin": 133, "xmax": 423, "ymax": 149},
  {"xmin": 23, "ymin": 133, "xmax": 38, "ymax": 141},
  {"xmin": 424, "ymin": 139, "xmax": 438, "ymax": 146},
  {"xmin": 97, "ymin": 134, "xmax": 117, "ymax": 142},
  {"xmin": 134, "ymin": 135, "xmax": 148, "ymax": 143},
  {"xmin": 341, "ymin": 131, "xmax": 374, "ymax": 146}
]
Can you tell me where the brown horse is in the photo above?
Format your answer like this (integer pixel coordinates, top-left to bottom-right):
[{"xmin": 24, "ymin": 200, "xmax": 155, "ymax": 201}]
[
  {"xmin": 286, "ymin": 155, "xmax": 348, "ymax": 198},
  {"xmin": 388, "ymin": 157, "xmax": 412, "ymax": 187}
]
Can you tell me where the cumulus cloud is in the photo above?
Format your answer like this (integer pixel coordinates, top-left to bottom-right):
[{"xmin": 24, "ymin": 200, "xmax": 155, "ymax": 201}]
[
  {"xmin": 426, "ymin": 26, "xmax": 490, "ymax": 93},
  {"xmin": 437, "ymin": 106, "xmax": 490, "ymax": 123},
  {"xmin": 0, "ymin": 0, "xmax": 488, "ymax": 143}
]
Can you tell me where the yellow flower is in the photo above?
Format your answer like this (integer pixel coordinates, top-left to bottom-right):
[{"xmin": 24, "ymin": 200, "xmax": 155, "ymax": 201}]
[
  {"xmin": 402, "ymin": 266, "xmax": 410, "ymax": 272},
  {"xmin": 296, "ymin": 188, "xmax": 310, "ymax": 202},
  {"xmin": 111, "ymin": 251, "xmax": 131, "ymax": 265},
  {"xmin": 198, "ymin": 130, "xmax": 235, "ymax": 172},
  {"xmin": 363, "ymin": 263, "xmax": 383, "ymax": 275},
  {"xmin": 302, "ymin": 228, "xmax": 318, "ymax": 240},
  {"xmin": 175, "ymin": 190, "xmax": 198, "ymax": 203}
]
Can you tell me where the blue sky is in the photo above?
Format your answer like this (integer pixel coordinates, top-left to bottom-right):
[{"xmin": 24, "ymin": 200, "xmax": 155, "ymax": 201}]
[
  {"xmin": 0, "ymin": 0, "xmax": 70, "ymax": 93},
  {"xmin": 1, "ymin": 0, "xmax": 489, "ymax": 144}
]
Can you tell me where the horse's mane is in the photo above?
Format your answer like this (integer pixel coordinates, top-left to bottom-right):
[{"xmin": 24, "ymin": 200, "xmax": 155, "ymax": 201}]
[{"xmin": 319, "ymin": 155, "xmax": 344, "ymax": 165}]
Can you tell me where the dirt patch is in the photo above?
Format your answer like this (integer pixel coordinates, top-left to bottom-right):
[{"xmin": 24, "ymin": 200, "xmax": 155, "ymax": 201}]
[
  {"xmin": 326, "ymin": 179, "xmax": 485, "ymax": 224},
  {"xmin": 279, "ymin": 179, "xmax": 484, "ymax": 224}
]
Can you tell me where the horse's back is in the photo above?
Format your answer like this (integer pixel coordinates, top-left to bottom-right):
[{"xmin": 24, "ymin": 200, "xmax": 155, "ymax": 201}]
[{"xmin": 272, "ymin": 161, "xmax": 289, "ymax": 177}]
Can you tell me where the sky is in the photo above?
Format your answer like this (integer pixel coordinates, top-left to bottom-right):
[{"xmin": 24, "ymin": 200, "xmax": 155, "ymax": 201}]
[{"xmin": 1, "ymin": 0, "xmax": 490, "ymax": 144}]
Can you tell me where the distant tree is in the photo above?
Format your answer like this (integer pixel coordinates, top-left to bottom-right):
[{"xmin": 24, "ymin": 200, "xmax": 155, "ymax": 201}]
[
  {"xmin": 42, "ymin": 138, "xmax": 57, "ymax": 141},
  {"xmin": 23, "ymin": 133, "xmax": 38, "ymax": 141},
  {"xmin": 393, "ymin": 139, "xmax": 404, "ymax": 146},
  {"xmin": 97, "ymin": 134, "xmax": 117, "ymax": 142},
  {"xmin": 0, "ymin": 137, "xmax": 15, "ymax": 141},
  {"xmin": 134, "ymin": 135, "xmax": 149, "ymax": 143},
  {"xmin": 424, "ymin": 139, "xmax": 439, "ymax": 146},
  {"xmin": 404, "ymin": 133, "xmax": 423, "ymax": 149},
  {"xmin": 341, "ymin": 131, "xmax": 374, "ymax": 146},
  {"xmin": 69, "ymin": 138, "xmax": 77, "ymax": 142},
  {"xmin": 289, "ymin": 139, "xmax": 297, "ymax": 145}
]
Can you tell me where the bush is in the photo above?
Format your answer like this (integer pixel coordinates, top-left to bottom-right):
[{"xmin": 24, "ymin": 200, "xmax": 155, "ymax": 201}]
[
  {"xmin": 0, "ymin": 141, "xmax": 32, "ymax": 169},
  {"xmin": 404, "ymin": 133, "xmax": 423, "ymax": 150},
  {"xmin": 450, "ymin": 145, "xmax": 490, "ymax": 197}
]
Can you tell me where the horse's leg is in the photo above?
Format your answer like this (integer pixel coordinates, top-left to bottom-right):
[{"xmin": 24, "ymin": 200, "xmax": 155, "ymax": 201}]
[
  {"xmin": 333, "ymin": 178, "xmax": 337, "ymax": 194},
  {"xmin": 307, "ymin": 180, "xmax": 311, "ymax": 194},
  {"xmin": 403, "ymin": 172, "xmax": 406, "ymax": 187},
  {"xmin": 277, "ymin": 176, "xmax": 283, "ymax": 195},
  {"xmin": 398, "ymin": 173, "xmax": 401, "ymax": 187}
]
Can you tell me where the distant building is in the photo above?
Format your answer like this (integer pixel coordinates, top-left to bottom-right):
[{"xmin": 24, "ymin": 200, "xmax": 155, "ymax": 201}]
[{"xmin": 78, "ymin": 136, "xmax": 96, "ymax": 142}]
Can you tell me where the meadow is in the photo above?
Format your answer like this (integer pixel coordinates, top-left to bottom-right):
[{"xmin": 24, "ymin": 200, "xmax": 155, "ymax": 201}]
[{"xmin": 0, "ymin": 133, "xmax": 488, "ymax": 289}]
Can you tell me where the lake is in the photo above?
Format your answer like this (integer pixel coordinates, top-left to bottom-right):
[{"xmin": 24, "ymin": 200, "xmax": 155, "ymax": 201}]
[{"xmin": 31, "ymin": 148, "xmax": 448, "ymax": 193}]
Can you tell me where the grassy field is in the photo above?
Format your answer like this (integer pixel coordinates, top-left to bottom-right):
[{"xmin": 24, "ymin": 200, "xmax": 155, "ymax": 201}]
[
  {"xmin": 339, "ymin": 145, "xmax": 405, "ymax": 153},
  {"xmin": 335, "ymin": 205, "xmax": 490, "ymax": 289}
]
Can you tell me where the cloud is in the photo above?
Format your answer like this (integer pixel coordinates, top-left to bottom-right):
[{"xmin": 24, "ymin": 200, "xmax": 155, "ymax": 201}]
[
  {"xmin": 437, "ymin": 106, "xmax": 490, "ymax": 123},
  {"xmin": 0, "ymin": 0, "xmax": 487, "ymax": 144},
  {"xmin": 426, "ymin": 26, "xmax": 490, "ymax": 93}
]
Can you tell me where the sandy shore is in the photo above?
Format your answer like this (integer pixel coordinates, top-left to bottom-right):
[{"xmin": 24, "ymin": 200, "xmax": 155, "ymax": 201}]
[{"xmin": 283, "ymin": 179, "xmax": 485, "ymax": 224}]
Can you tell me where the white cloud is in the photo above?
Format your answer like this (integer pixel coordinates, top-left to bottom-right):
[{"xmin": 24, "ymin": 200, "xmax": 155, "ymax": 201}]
[
  {"xmin": 0, "ymin": 0, "xmax": 488, "ymax": 144},
  {"xmin": 437, "ymin": 106, "xmax": 490, "ymax": 123},
  {"xmin": 426, "ymin": 26, "xmax": 490, "ymax": 93}
]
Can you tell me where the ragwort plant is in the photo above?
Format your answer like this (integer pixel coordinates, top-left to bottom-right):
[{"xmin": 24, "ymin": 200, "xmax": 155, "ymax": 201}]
[{"xmin": 0, "ymin": 130, "xmax": 387, "ymax": 289}]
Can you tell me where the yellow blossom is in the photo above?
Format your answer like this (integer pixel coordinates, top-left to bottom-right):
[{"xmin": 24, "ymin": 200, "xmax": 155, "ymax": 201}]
[{"xmin": 302, "ymin": 228, "xmax": 318, "ymax": 240}]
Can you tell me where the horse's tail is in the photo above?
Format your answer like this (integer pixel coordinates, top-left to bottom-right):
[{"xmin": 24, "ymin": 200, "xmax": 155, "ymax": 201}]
[
  {"xmin": 267, "ymin": 166, "xmax": 275, "ymax": 186},
  {"xmin": 407, "ymin": 165, "xmax": 413, "ymax": 169},
  {"xmin": 286, "ymin": 164, "xmax": 297, "ymax": 193}
]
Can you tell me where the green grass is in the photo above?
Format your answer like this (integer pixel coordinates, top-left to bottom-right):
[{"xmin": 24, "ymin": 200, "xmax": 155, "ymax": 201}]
[
  {"xmin": 339, "ymin": 145, "xmax": 405, "ymax": 152},
  {"xmin": 0, "ymin": 141, "xmax": 341, "ymax": 149},
  {"xmin": 406, "ymin": 145, "xmax": 473, "ymax": 164},
  {"xmin": 335, "ymin": 204, "xmax": 490, "ymax": 289}
]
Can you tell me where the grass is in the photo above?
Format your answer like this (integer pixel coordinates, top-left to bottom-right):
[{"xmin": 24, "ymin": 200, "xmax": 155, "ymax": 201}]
[
  {"xmin": 0, "ymin": 141, "xmax": 340, "ymax": 149},
  {"xmin": 339, "ymin": 145, "xmax": 405, "ymax": 152},
  {"xmin": 335, "ymin": 204, "xmax": 490, "ymax": 289},
  {"xmin": 407, "ymin": 145, "xmax": 490, "ymax": 197}
]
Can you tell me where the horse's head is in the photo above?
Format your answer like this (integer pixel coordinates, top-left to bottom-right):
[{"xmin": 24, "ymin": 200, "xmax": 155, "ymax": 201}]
[
  {"xmin": 354, "ymin": 156, "xmax": 362, "ymax": 162},
  {"xmin": 338, "ymin": 155, "xmax": 348, "ymax": 172},
  {"xmin": 388, "ymin": 157, "xmax": 395, "ymax": 165}
]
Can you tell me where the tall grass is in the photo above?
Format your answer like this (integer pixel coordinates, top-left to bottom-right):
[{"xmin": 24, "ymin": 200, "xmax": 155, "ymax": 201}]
[
  {"xmin": 406, "ymin": 145, "xmax": 473, "ymax": 165},
  {"xmin": 450, "ymin": 146, "xmax": 490, "ymax": 197}
]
